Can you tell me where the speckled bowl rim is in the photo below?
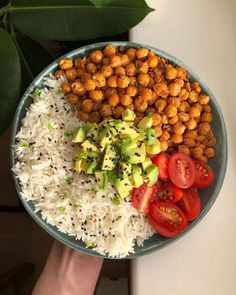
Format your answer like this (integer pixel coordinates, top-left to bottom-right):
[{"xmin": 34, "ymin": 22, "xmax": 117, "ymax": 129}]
[{"xmin": 10, "ymin": 41, "xmax": 228, "ymax": 259}]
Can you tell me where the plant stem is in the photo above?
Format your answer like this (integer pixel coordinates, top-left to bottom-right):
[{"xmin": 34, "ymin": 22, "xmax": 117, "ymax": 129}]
[
  {"xmin": 9, "ymin": 20, "xmax": 34, "ymax": 80},
  {"xmin": 0, "ymin": 6, "xmax": 11, "ymax": 18}
]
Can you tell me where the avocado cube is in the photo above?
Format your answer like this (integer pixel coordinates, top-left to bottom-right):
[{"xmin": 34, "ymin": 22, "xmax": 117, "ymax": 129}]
[
  {"xmin": 132, "ymin": 165, "xmax": 144, "ymax": 188},
  {"xmin": 72, "ymin": 127, "xmax": 86, "ymax": 143},
  {"xmin": 126, "ymin": 144, "xmax": 146, "ymax": 164},
  {"xmin": 145, "ymin": 164, "xmax": 159, "ymax": 186},
  {"xmin": 146, "ymin": 128, "xmax": 155, "ymax": 145},
  {"xmin": 116, "ymin": 122, "xmax": 139, "ymax": 138},
  {"xmin": 122, "ymin": 109, "xmax": 136, "ymax": 122},
  {"xmin": 85, "ymin": 161, "xmax": 98, "ymax": 174},
  {"xmin": 142, "ymin": 157, "xmax": 152, "ymax": 171},
  {"xmin": 138, "ymin": 117, "xmax": 153, "ymax": 129},
  {"xmin": 99, "ymin": 128, "xmax": 113, "ymax": 151},
  {"xmin": 87, "ymin": 127, "xmax": 99, "ymax": 143},
  {"xmin": 119, "ymin": 162, "xmax": 132, "ymax": 178},
  {"xmin": 83, "ymin": 123, "xmax": 97, "ymax": 133},
  {"xmin": 137, "ymin": 129, "xmax": 146, "ymax": 141},
  {"xmin": 120, "ymin": 137, "xmax": 138, "ymax": 150},
  {"xmin": 114, "ymin": 177, "xmax": 133, "ymax": 198},
  {"xmin": 74, "ymin": 159, "xmax": 83, "ymax": 173},
  {"xmin": 145, "ymin": 139, "xmax": 161, "ymax": 155},
  {"xmin": 101, "ymin": 145, "xmax": 117, "ymax": 171},
  {"xmin": 95, "ymin": 171, "xmax": 108, "ymax": 190},
  {"xmin": 81, "ymin": 140, "xmax": 99, "ymax": 152}
]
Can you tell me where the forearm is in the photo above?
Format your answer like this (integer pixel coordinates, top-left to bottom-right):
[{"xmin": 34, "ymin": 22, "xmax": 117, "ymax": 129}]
[{"xmin": 32, "ymin": 241, "xmax": 103, "ymax": 295}]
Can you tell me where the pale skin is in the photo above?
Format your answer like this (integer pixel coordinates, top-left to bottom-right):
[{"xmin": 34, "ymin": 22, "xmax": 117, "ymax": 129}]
[{"xmin": 32, "ymin": 241, "xmax": 103, "ymax": 295}]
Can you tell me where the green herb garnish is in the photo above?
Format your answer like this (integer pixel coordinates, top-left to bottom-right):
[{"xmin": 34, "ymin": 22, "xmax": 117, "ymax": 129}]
[
  {"xmin": 64, "ymin": 130, "xmax": 73, "ymax": 137},
  {"xmin": 73, "ymin": 204, "xmax": 82, "ymax": 209},
  {"xmin": 56, "ymin": 87, "xmax": 63, "ymax": 94},
  {"xmin": 19, "ymin": 142, "xmax": 28, "ymax": 148},
  {"xmin": 85, "ymin": 242, "xmax": 97, "ymax": 249},
  {"xmin": 32, "ymin": 88, "xmax": 42, "ymax": 98},
  {"xmin": 58, "ymin": 192, "xmax": 67, "ymax": 200},
  {"xmin": 111, "ymin": 195, "xmax": 121, "ymax": 205},
  {"xmin": 47, "ymin": 122, "xmax": 54, "ymax": 130},
  {"xmin": 65, "ymin": 177, "xmax": 73, "ymax": 185},
  {"xmin": 58, "ymin": 206, "xmax": 66, "ymax": 212},
  {"xmin": 115, "ymin": 215, "xmax": 122, "ymax": 221}
]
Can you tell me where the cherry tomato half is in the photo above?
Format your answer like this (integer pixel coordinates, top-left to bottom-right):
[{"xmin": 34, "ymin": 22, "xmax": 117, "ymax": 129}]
[
  {"xmin": 156, "ymin": 181, "xmax": 183, "ymax": 203},
  {"xmin": 192, "ymin": 160, "xmax": 214, "ymax": 189},
  {"xmin": 168, "ymin": 152, "xmax": 196, "ymax": 189},
  {"xmin": 176, "ymin": 188, "xmax": 201, "ymax": 221},
  {"xmin": 152, "ymin": 154, "xmax": 169, "ymax": 181},
  {"xmin": 131, "ymin": 183, "xmax": 158, "ymax": 214},
  {"xmin": 148, "ymin": 201, "xmax": 188, "ymax": 237}
]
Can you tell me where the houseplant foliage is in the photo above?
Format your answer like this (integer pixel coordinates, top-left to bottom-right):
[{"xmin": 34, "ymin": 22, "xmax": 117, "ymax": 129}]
[{"xmin": 0, "ymin": 0, "xmax": 154, "ymax": 134}]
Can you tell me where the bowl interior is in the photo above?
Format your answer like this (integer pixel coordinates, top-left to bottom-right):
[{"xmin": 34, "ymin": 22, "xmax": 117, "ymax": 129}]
[{"xmin": 10, "ymin": 41, "xmax": 227, "ymax": 259}]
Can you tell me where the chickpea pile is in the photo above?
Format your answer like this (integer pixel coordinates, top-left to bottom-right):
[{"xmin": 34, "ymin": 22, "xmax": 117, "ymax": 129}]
[{"xmin": 56, "ymin": 44, "xmax": 216, "ymax": 162}]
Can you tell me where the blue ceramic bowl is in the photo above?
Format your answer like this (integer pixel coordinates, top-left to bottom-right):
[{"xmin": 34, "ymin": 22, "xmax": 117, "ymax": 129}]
[{"xmin": 10, "ymin": 42, "xmax": 227, "ymax": 258}]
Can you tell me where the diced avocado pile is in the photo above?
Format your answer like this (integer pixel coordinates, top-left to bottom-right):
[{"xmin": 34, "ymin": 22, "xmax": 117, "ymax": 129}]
[{"xmin": 72, "ymin": 109, "xmax": 160, "ymax": 198}]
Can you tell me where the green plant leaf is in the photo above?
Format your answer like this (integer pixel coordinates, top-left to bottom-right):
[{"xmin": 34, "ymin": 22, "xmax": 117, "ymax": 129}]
[
  {"xmin": 15, "ymin": 34, "xmax": 54, "ymax": 92},
  {"xmin": 0, "ymin": 28, "xmax": 21, "ymax": 134},
  {"xmin": 11, "ymin": 0, "xmax": 153, "ymax": 40}
]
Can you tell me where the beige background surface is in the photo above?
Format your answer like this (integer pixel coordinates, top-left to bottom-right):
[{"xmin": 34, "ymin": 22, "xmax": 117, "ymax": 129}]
[{"xmin": 131, "ymin": 0, "xmax": 236, "ymax": 294}]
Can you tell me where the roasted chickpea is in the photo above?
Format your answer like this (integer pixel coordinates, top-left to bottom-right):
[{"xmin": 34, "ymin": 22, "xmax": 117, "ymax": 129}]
[
  {"xmin": 147, "ymin": 77, "xmax": 155, "ymax": 88},
  {"xmin": 169, "ymin": 115, "xmax": 179, "ymax": 125},
  {"xmin": 185, "ymin": 118, "xmax": 197, "ymax": 130},
  {"xmin": 90, "ymin": 50, "xmax": 103, "ymax": 64},
  {"xmin": 200, "ymin": 112, "xmax": 212, "ymax": 123},
  {"xmin": 61, "ymin": 82, "xmax": 71, "ymax": 94},
  {"xmin": 66, "ymin": 93, "xmax": 79, "ymax": 104},
  {"xmin": 65, "ymin": 68, "xmax": 77, "ymax": 81},
  {"xmin": 138, "ymin": 62, "xmax": 149, "ymax": 74},
  {"xmin": 136, "ymin": 48, "xmax": 149, "ymax": 59},
  {"xmin": 176, "ymin": 67, "xmax": 188, "ymax": 80},
  {"xmin": 84, "ymin": 79, "xmax": 96, "ymax": 91},
  {"xmin": 155, "ymin": 99, "xmax": 167, "ymax": 112},
  {"xmin": 137, "ymin": 73, "xmax": 150, "ymax": 87},
  {"xmin": 199, "ymin": 94, "xmax": 210, "ymax": 105},
  {"xmin": 117, "ymin": 75, "xmax": 130, "ymax": 88},
  {"xmin": 198, "ymin": 155, "xmax": 208, "ymax": 163},
  {"xmin": 154, "ymin": 125, "xmax": 163, "ymax": 138},
  {"xmin": 107, "ymin": 76, "xmax": 117, "ymax": 88},
  {"xmin": 184, "ymin": 138, "xmax": 196, "ymax": 147},
  {"xmin": 203, "ymin": 104, "xmax": 211, "ymax": 112},
  {"xmin": 198, "ymin": 123, "xmax": 211, "ymax": 135},
  {"xmin": 101, "ymin": 65, "xmax": 113, "ymax": 78},
  {"xmin": 134, "ymin": 97, "xmax": 148, "ymax": 113},
  {"xmin": 108, "ymin": 94, "xmax": 120, "ymax": 107},
  {"xmin": 147, "ymin": 56, "xmax": 158, "ymax": 68},
  {"xmin": 81, "ymin": 99, "xmax": 93, "ymax": 113},
  {"xmin": 104, "ymin": 88, "xmax": 116, "ymax": 99},
  {"xmin": 179, "ymin": 101, "xmax": 190, "ymax": 112},
  {"xmin": 86, "ymin": 63, "xmax": 97, "ymax": 74},
  {"xmin": 102, "ymin": 57, "xmax": 110, "ymax": 65},
  {"xmin": 161, "ymin": 114, "xmax": 168, "ymax": 124},
  {"xmin": 117, "ymin": 88, "xmax": 125, "ymax": 97},
  {"xmin": 121, "ymin": 54, "xmax": 129, "ymax": 66},
  {"xmin": 59, "ymin": 59, "xmax": 73, "ymax": 70},
  {"xmin": 120, "ymin": 94, "xmax": 132, "ymax": 107},
  {"xmin": 173, "ymin": 122, "xmax": 186, "ymax": 134},
  {"xmin": 126, "ymin": 85, "xmax": 137, "ymax": 97},
  {"xmin": 178, "ymin": 112, "xmax": 189, "ymax": 122},
  {"xmin": 161, "ymin": 131, "xmax": 171, "ymax": 141},
  {"xmin": 160, "ymin": 140, "xmax": 168, "ymax": 152},
  {"xmin": 74, "ymin": 58, "xmax": 82, "ymax": 69},
  {"xmin": 171, "ymin": 134, "xmax": 183, "ymax": 144},
  {"xmin": 168, "ymin": 83, "xmax": 181, "ymax": 97},
  {"xmin": 89, "ymin": 90, "xmax": 104, "ymax": 102},
  {"xmin": 185, "ymin": 130, "xmax": 198, "ymax": 140},
  {"xmin": 204, "ymin": 147, "xmax": 215, "ymax": 158},
  {"xmin": 175, "ymin": 78, "xmax": 185, "ymax": 88},
  {"xmin": 178, "ymin": 145, "xmax": 190, "ymax": 155},
  {"xmin": 184, "ymin": 82, "xmax": 191, "ymax": 91},
  {"xmin": 153, "ymin": 82, "xmax": 169, "ymax": 98},
  {"xmin": 126, "ymin": 48, "xmax": 136, "ymax": 61},
  {"xmin": 188, "ymin": 106, "xmax": 201, "ymax": 118},
  {"xmin": 103, "ymin": 44, "xmax": 116, "ymax": 57},
  {"xmin": 165, "ymin": 105, "xmax": 177, "ymax": 118},
  {"xmin": 165, "ymin": 65, "xmax": 177, "ymax": 80},
  {"xmin": 125, "ymin": 63, "xmax": 136, "ymax": 76},
  {"xmin": 152, "ymin": 113, "xmax": 162, "ymax": 126},
  {"xmin": 129, "ymin": 77, "xmax": 137, "ymax": 86},
  {"xmin": 196, "ymin": 135, "xmax": 205, "ymax": 143},
  {"xmin": 192, "ymin": 146, "xmax": 204, "ymax": 159},
  {"xmin": 115, "ymin": 66, "xmax": 126, "ymax": 76},
  {"xmin": 76, "ymin": 68, "xmax": 84, "ymax": 78},
  {"xmin": 148, "ymin": 51, "xmax": 155, "ymax": 57},
  {"xmin": 140, "ymin": 88, "xmax": 152, "ymax": 102},
  {"xmin": 113, "ymin": 105, "xmax": 125, "ymax": 118},
  {"xmin": 168, "ymin": 97, "xmax": 180, "ymax": 108},
  {"xmin": 55, "ymin": 70, "xmax": 65, "ymax": 79},
  {"xmin": 92, "ymin": 73, "xmax": 106, "ymax": 88},
  {"xmin": 71, "ymin": 82, "xmax": 86, "ymax": 96},
  {"xmin": 100, "ymin": 104, "xmax": 112, "ymax": 118},
  {"xmin": 89, "ymin": 111, "xmax": 101, "ymax": 123},
  {"xmin": 188, "ymin": 91, "xmax": 198, "ymax": 103},
  {"xmin": 81, "ymin": 72, "xmax": 91, "ymax": 83},
  {"xmin": 179, "ymin": 88, "xmax": 189, "ymax": 101},
  {"xmin": 110, "ymin": 55, "xmax": 122, "ymax": 68},
  {"xmin": 191, "ymin": 82, "xmax": 201, "ymax": 93},
  {"xmin": 77, "ymin": 111, "xmax": 89, "ymax": 121},
  {"xmin": 193, "ymin": 103, "xmax": 203, "ymax": 112}
]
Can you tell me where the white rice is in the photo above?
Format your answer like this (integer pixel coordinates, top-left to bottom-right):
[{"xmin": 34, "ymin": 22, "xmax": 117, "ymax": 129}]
[{"xmin": 13, "ymin": 76, "xmax": 154, "ymax": 258}]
